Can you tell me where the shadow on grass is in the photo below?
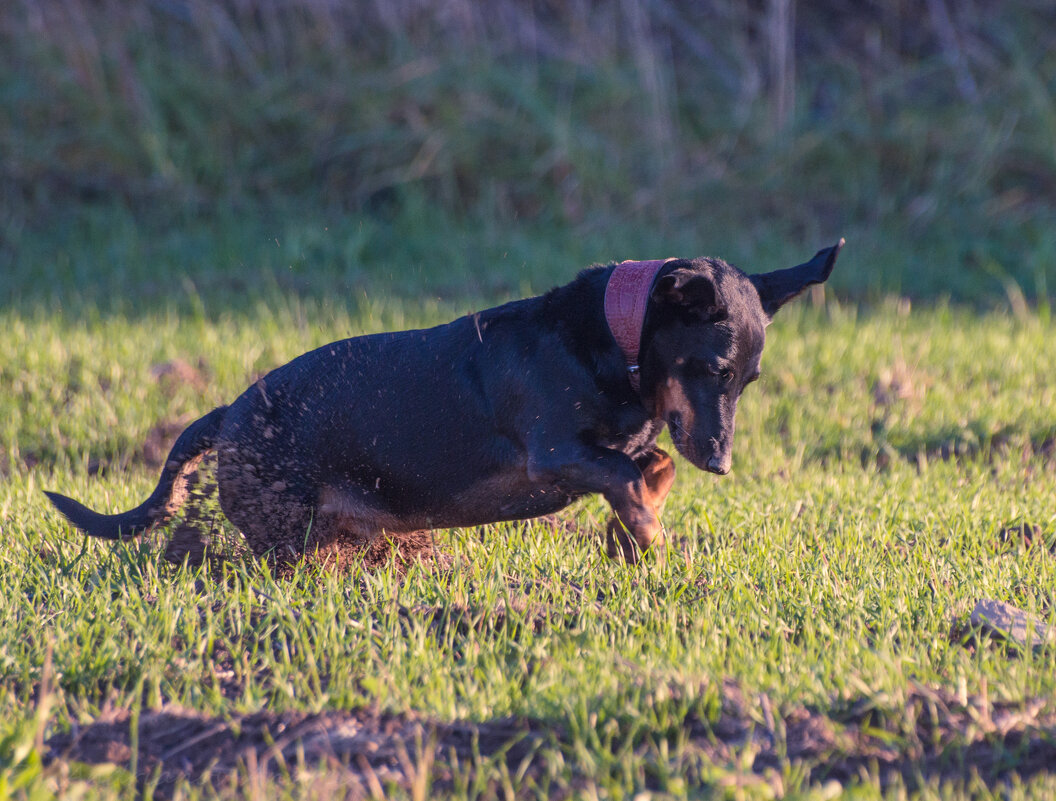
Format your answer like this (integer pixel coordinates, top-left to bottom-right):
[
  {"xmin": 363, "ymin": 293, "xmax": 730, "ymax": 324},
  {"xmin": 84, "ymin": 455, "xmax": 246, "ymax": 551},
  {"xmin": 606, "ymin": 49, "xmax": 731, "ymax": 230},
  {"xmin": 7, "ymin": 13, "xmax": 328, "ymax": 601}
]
[
  {"xmin": 6, "ymin": 195, "xmax": 1052, "ymax": 324},
  {"xmin": 880, "ymin": 422, "xmax": 1056, "ymax": 466},
  {"xmin": 2, "ymin": 199, "xmax": 697, "ymax": 321},
  {"xmin": 803, "ymin": 421, "xmax": 1056, "ymax": 472}
]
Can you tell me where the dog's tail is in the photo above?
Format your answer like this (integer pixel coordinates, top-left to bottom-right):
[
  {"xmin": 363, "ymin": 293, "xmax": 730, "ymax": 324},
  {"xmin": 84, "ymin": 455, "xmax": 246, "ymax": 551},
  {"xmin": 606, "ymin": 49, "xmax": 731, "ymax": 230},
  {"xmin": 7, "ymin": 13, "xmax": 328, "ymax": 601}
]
[{"xmin": 44, "ymin": 405, "xmax": 229, "ymax": 540}]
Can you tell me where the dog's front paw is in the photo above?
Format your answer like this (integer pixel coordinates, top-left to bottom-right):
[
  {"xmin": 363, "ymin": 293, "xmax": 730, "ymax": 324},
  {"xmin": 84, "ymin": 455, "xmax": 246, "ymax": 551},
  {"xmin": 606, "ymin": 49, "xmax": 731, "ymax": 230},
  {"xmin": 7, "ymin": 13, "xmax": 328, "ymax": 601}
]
[{"xmin": 605, "ymin": 514, "xmax": 665, "ymax": 564}]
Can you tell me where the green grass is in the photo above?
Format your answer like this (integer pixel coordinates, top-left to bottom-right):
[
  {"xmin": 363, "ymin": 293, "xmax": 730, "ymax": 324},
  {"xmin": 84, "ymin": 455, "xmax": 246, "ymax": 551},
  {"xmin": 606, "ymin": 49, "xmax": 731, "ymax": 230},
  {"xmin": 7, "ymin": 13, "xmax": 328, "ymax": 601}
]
[
  {"xmin": 3, "ymin": 2, "xmax": 1056, "ymax": 795},
  {"xmin": 3, "ymin": 241, "xmax": 1055, "ymax": 797}
]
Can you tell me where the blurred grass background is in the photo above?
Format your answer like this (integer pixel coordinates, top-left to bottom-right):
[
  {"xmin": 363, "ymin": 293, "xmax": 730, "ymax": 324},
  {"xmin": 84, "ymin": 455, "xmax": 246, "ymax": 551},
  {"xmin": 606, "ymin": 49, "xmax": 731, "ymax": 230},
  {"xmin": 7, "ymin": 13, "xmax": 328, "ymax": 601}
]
[{"xmin": 2, "ymin": 0, "xmax": 1054, "ymax": 312}]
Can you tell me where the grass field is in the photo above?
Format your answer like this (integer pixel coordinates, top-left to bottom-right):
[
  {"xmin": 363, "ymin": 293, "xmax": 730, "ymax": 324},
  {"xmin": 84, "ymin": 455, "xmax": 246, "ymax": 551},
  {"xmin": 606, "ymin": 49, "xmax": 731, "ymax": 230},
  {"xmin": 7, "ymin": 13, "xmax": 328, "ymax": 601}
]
[
  {"xmin": 3, "ymin": 1, "xmax": 1056, "ymax": 797},
  {"xmin": 3, "ymin": 213, "xmax": 1056, "ymax": 798}
]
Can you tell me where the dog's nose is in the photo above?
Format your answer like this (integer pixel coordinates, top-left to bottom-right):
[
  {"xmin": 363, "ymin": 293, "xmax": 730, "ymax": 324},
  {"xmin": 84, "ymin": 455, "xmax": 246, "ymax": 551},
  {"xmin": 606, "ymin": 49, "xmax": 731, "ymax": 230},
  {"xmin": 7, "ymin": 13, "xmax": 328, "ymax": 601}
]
[{"xmin": 706, "ymin": 455, "xmax": 730, "ymax": 475}]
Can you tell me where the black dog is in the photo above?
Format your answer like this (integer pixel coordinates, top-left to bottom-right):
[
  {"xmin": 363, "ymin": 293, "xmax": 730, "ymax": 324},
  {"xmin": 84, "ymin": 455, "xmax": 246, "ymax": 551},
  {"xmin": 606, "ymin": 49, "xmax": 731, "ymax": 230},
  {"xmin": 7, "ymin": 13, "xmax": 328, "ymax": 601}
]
[{"xmin": 46, "ymin": 241, "xmax": 843, "ymax": 565}]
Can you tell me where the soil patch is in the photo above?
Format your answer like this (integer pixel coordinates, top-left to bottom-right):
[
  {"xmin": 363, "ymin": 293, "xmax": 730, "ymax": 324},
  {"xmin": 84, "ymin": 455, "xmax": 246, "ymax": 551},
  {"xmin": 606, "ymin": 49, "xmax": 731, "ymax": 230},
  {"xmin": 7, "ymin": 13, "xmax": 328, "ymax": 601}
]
[
  {"xmin": 47, "ymin": 683, "xmax": 1056, "ymax": 798},
  {"xmin": 698, "ymin": 681, "xmax": 1056, "ymax": 790},
  {"xmin": 867, "ymin": 427, "xmax": 1056, "ymax": 473},
  {"xmin": 140, "ymin": 416, "xmax": 202, "ymax": 472},
  {"xmin": 48, "ymin": 706, "xmax": 544, "ymax": 799},
  {"xmin": 150, "ymin": 359, "xmax": 210, "ymax": 396}
]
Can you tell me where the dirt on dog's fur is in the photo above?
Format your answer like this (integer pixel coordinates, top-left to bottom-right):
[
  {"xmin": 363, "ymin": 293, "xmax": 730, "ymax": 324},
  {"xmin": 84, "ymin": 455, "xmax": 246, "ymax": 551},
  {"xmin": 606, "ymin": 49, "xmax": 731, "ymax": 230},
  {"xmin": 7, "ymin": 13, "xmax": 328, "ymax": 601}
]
[{"xmin": 162, "ymin": 454, "xmax": 441, "ymax": 573}]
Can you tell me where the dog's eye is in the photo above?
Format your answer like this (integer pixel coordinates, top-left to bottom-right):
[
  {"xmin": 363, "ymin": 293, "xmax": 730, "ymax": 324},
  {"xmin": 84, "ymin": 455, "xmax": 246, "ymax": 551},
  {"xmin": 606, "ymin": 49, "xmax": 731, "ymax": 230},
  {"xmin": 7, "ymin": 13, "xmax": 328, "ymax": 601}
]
[{"xmin": 686, "ymin": 359, "xmax": 731, "ymax": 381}]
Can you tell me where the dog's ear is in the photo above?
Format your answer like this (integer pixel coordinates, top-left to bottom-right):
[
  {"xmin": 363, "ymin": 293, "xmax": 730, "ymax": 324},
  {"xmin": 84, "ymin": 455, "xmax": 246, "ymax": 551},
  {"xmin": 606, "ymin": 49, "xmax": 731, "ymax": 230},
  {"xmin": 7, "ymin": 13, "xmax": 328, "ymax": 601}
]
[
  {"xmin": 652, "ymin": 267, "xmax": 728, "ymax": 322},
  {"xmin": 750, "ymin": 238, "xmax": 845, "ymax": 318}
]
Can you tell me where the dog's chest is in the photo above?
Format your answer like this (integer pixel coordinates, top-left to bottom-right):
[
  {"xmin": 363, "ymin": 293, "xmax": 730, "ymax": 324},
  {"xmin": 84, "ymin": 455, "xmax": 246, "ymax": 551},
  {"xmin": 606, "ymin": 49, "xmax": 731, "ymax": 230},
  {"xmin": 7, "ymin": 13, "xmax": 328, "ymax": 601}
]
[{"xmin": 593, "ymin": 412, "xmax": 664, "ymax": 459}]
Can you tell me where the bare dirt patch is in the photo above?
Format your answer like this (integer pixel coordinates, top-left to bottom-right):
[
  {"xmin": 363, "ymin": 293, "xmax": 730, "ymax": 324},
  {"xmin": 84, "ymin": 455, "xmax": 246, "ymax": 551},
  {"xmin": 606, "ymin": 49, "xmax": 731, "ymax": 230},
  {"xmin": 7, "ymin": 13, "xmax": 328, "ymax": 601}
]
[
  {"xmin": 702, "ymin": 681, "xmax": 1056, "ymax": 791},
  {"xmin": 140, "ymin": 416, "xmax": 201, "ymax": 472},
  {"xmin": 150, "ymin": 359, "xmax": 210, "ymax": 396},
  {"xmin": 48, "ymin": 705, "xmax": 545, "ymax": 799},
  {"xmin": 46, "ymin": 682, "xmax": 1056, "ymax": 798},
  {"xmin": 872, "ymin": 358, "xmax": 928, "ymax": 408},
  {"xmin": 320, "ymin": 528, "xmax": 442, "ymax": 574}
]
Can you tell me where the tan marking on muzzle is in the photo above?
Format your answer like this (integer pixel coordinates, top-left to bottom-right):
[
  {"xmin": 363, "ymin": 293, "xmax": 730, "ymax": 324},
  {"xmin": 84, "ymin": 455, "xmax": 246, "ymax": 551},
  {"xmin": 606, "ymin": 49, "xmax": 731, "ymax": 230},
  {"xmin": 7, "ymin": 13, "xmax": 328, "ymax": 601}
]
[{"xmin": 657, "ymin": 377, "xmax": 695, "ymax": 435}]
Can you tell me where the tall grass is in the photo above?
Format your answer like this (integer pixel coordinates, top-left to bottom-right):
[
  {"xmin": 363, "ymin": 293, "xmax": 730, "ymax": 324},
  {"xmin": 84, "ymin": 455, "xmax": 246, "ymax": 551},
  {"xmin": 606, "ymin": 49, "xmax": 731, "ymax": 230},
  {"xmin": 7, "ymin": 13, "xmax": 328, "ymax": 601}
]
[
  {"xmin": 2, "ymin": 0, "xmax": 1055, "ymax": 302},
  {"xmin": 5, "ymin": 0, "xmax": 1054, "ymax": 209}
]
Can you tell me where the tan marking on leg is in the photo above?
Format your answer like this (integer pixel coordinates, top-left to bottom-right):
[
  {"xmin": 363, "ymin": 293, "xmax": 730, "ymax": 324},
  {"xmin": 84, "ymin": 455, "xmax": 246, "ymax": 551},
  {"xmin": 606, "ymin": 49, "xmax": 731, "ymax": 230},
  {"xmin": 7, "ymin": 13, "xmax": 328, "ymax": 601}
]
[
  {"xmin": 640, "ymin": 448, "xmax": 676, "ymax": 512},
  {"xmin": 605, "ymin": 449, "xmax": 676, "ymax": 564},
  {"xmin": 317, "ymin": 486, "xmax": 412, "ymax": 540}
]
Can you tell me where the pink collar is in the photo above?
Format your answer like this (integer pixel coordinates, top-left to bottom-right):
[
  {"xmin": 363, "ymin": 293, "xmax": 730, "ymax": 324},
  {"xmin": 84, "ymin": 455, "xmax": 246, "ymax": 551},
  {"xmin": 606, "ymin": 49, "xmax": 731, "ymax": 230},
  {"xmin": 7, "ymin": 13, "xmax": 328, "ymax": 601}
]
[{"xmin": 603, "ymin": 259, "xmax": 673, "ymax": 393}]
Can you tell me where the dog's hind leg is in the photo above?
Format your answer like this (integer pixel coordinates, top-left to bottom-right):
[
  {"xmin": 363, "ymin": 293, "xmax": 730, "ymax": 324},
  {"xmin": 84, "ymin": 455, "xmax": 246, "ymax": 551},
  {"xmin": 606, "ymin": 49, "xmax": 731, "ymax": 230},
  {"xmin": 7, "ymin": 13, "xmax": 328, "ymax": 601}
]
[
  {"xmin": 215, "ymin": 446, "xmax": 317, "ymax": 570},
  {"xmin": 606, "ymin": 448, "xmax": 676, "ymax": 563},
  {"xmin": 216, "ymin": 458, "xmax": 404, "ymax": 572},
  {"xmin": 311, "ymin": 485, "xmax": 407, "ymax": 570}
]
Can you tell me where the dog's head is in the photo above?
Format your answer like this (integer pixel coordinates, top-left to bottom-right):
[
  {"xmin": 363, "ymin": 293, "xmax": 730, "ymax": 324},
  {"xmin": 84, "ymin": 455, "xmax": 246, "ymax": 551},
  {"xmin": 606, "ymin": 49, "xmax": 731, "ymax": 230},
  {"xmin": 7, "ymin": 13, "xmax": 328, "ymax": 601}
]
[{"xmin": 640, "ymin": 240, "xmax": 843, "ymax": 474}]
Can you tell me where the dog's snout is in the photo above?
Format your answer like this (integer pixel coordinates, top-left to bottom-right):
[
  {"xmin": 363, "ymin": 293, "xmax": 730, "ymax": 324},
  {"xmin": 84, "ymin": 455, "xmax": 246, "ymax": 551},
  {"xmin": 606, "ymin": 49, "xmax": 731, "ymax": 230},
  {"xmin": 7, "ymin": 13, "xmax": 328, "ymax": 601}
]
[
  {"xmin": 705, "ymin": 439, "xmax": 731, "ymax": 474},
  {"xmin": 705, "ymin": 454, "xmax": 730, "ymax": 475}
]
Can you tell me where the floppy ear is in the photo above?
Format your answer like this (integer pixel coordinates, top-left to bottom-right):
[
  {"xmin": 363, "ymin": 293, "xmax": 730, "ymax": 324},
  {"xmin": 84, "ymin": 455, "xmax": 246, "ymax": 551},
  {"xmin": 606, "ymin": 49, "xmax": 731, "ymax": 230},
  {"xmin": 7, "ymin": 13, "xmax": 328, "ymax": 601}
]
[
  {"xmin": 750, "ymin": 238, "xmax": 845, "ymax": 318},
  {"xmin": 652, "ymin": 267, "xmax": 728, "ymax": 322}
]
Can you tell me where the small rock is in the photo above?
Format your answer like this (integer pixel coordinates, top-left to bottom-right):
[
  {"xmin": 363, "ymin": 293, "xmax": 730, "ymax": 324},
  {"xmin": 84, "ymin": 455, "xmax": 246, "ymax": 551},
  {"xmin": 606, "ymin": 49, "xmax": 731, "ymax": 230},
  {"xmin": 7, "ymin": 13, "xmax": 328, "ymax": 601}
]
[{"xmin": 970, "ymin": 599, "xmax": 1056, "ymax": 649}]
